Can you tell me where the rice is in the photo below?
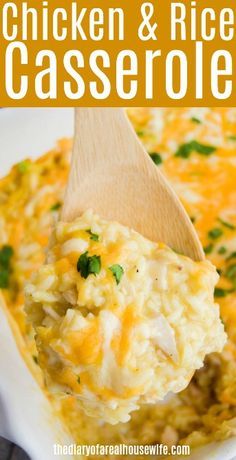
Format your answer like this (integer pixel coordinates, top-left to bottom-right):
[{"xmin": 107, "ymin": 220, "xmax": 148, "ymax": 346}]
[
  {"xmin": 1, "ymin": 109, "xmax": 236, "ymax": 455},
  {"xmin": 25, "ymin": 210, "xmax": 226, "ymax": 424}
]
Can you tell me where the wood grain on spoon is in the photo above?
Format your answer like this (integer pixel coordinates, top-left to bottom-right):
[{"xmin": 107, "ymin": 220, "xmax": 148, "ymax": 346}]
[{"xmin": 62, "ymin": 108, "xmax": 204, "ymax": 261}]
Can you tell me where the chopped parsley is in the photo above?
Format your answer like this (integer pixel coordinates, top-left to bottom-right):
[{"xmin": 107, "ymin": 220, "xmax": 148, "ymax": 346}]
[
  {"xmin": 0, "ymin": 245, "xmax": 14, "ymax": 267},
  {"xmin": 136, "ymin": 130, "xmax": 144, "ymax": 137},
  {"xmin": 0, "ymin": 245, "xmax": 14, "ymax": 289},
  {"xmin": 190, "ymin": 216, "xmax": 196, "ymax": 224},
  {"xmin": 32, "ymin": 355, "xmax": 38, "ymax": 365},
  {"xmin": 214, "ymin": 287, "xmax": 233, "ymax": 298},
  {"xmin": 109, "ymin": 264, "xmax": 124, "ymax": 285},
  {"xmin": 224, "ymin": 264, "xmax": 236, "ymax": 291},
  {"xmin": 225, "ymin": 264, "xmax": 236, "ymax": 281},
  {"xmin": 149, "ymin": 152, "xmax": 162, "ymax": 165},
  {"xmin": 204, "ymin": 244, "xmax": 214, "ymax": 255},
  {"xmin": 227, "ymin": 252, "xmax": 236, "ymax": 261},
  {"xmin": 208, "ymin": 228, "xmax": 223, "ymax": 239},
  {"xmin": 50, "ymin": 202, "xmax": 61, "ymax": 211},
  {"xmin": 191, "ymin": 117, "xmax": 201, "ymax": 124},
  {"xmin": 77, "ymin": 252, "xmax": 101, "ymax": 279},
  {"xmin": 77, "ymin": 376, "xmax": 81, "ymax": 384},
  {"xmin": 88, "ymin": 255, "xmax": 101, "ymax": 274},
  {"xmin": 218, "ymin": 218, "xmax": 235, "ymax": 230},
  {"xmin": 86, "ymin": 229, "xmax": 99, "ymax": 242},
  {"xmin": 218, "ymin": 246, "xmax": 227, "ymax": 255},
  {"xmin": 0, "ymin": 270, "xmax": 10, "ymax": 289},
  {"xmin": 175, "ymin": 143, "xmax": 193, "ymax": 159},
  {"xmin": 17, "ymin": 160, "xmax": 30, "ymax": 174},
  {"xmin": 175, "ymin": 141, "xmax": 216, "ymax": 159},
  {"xmin": 228, "ymin": 135, "xmax": 236, "ymax": 141}
]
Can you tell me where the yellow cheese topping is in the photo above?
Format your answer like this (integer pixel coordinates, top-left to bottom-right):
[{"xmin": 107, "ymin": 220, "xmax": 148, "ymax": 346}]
[
  {"xmin": 0, "ymin": 108, "xmax": 235, "ymax": 455},
  {"xmin": 25, "ymin": 210, "xmax": 225, "ymax": 424}
]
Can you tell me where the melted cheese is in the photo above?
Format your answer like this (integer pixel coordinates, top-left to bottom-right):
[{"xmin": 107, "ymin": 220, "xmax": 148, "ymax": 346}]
[{"xmin": 0, "ymin": 109, "xmax": 235, "ymax": 454}]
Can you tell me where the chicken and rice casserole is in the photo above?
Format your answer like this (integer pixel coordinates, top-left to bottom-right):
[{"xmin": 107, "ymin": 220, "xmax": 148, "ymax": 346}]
[
  {"xmin": 25, "ymin": 210, "xmax": 225, "ymax": 424},
  {"xmin": 0, "ymin": 108, "xmax": 236, "ymax": 457}
]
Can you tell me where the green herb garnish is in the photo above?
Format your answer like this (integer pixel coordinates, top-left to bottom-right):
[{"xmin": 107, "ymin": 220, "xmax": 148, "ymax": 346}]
[
  {"xmin": 77, "ymin": 376, "xmax": 81, "ymax": 384},
  {"xmin": 225, "ymin": 264, "xmax": 236, "ymax": 281},
  {"xmin": 227, "ymin": 252, "xmax": 236, "ymax": 261},
  {"xmin": 149, "ymin": 153, "xmax": 162, "ymax": 165},
  {"xmin": 77, "ymin": 252, "xmax": 101, "ymax": 279},
  {"xmin": 86, "ymin": 229, "xmax": 99, "ymax": 242},
  {"xmin": 89, "ymin": 255, "xmax": 101, "ymax": 275},
  {"xmin": 32, "ymin": 355, "xmax": 38, "ymax": 365},
  {"xmin": 218, "ymin": 246, "xmax": 227, "ymax": 255},
  {"xmin": 17, "ymin": 160, "xmax": 30, "ymax": 174},
  {"xmin": 0, "ymin": 245, "xmax": 14, "ymax": 289},
  {"xmin": 175, "ymin": 141, "xmax": 216, "ymax": 159},
  {"xmin": 204, "ymin": 244, "xmax": 214, "ymax": 255},
  {"xmin": 218, "ymin": 218, "xmax": 235, "ymax": 230},
  {"xmin": 50, "ymin": 202, "xmax": 61, "ymax": 211},
  {"xmin": 228, "ymin": 135, "xmax": 236, "ymax": 141},
  {"xmin": 77, "ymin": 252, "xmax": 89, "ymax": 278},
  {"xmin": 191, "ymin": 117, "xmax": 201, "ymax": 124},
  {"xmin": 136, "ymin": 130, "xmax": 144, "ymax": 137},
  {"xmin": 0, "ymin": 270, "xmax": 10, "ymax": 288},
  {"xmin": 0, "ymin": 245, "xmax": 13, "ymax": 268},
  {"xmin": 192, "ymin": 141, "xmax": 216, "ymax": 155},
  {"xmin": 214, "ymin": 287, "xmax": 233, "ymax": 298},
  {"xmin": 190, "ymin": 216, "xmax": 196, "ymax": 224},
  {"xmin": 175, "ymin": 143, "xmax": 193, "ymax": 159},
  {"xmin": 208, "ymin": 228, "xmax": 223, "ymax": 239},
  {"xmin": 109, "ymin": 264, "xmax": 124, "ymax": 285}
]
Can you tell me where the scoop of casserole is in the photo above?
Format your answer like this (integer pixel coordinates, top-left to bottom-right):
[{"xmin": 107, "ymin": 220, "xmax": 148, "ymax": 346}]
[{"xmin": 25, "ymin": 210, "xmax": 226, "ymax": 424}]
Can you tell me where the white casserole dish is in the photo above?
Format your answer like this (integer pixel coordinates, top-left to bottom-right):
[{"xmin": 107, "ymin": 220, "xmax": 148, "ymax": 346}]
[{"xmin": 0, "ymin": 108, "xmax": 235, "ymax": 460}]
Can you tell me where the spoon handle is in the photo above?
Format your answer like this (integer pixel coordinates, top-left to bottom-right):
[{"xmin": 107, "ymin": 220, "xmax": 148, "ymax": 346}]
[
  {"xmin": 62, "ymin": 108, "xmax": 148, "ymax": 221},
  {"xmin": 61, "ymin": 108, "xmax": 204, "ymax": 261}
]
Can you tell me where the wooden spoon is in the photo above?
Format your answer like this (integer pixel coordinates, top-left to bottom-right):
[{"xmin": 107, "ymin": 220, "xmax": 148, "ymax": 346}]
[{"xmin": 62, "ymin": 108, "xmax": 204, "ymax": 261}]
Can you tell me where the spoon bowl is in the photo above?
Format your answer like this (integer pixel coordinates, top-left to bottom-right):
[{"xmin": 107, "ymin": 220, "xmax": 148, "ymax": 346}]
[{"xmin": 62, "ymin": 108, "xmax": 204, "ymax": 261}]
